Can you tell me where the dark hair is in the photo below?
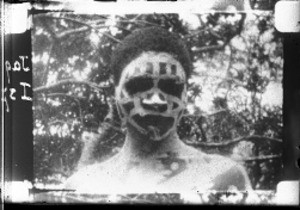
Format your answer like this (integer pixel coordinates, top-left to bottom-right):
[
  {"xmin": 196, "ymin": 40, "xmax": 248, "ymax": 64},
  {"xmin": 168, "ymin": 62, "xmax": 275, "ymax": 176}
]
[{"xmin": 111, "ymin": 27, "xmax": 192, "ymax": 85}]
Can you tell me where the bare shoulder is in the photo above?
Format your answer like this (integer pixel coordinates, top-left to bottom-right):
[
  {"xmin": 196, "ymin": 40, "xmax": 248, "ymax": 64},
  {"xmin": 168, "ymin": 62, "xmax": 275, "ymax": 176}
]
[
  {"xmin": 180, "ymin": 144, "xmax": 238, "ymax": 168},
  {"xmin": 64, "ymin": 156, "xmax": 120, "ymax": 192},
  {"xmin": 202, "ymin": 153, "xmax": 252, "ymax": 191},
  {"xmin": 181, "ymin": 146, "xmax": 252, "ymax": 192},
  {"xmin": 64, "ymin": 163, "xmax": 103, "ymax": 190}
]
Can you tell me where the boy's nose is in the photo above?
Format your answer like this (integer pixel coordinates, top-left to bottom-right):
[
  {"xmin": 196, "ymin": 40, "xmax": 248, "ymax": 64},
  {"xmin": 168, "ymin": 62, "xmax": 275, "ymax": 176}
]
[{"xmin": 142, "ymin": 92, "xmax": 168, "ymax": 112}]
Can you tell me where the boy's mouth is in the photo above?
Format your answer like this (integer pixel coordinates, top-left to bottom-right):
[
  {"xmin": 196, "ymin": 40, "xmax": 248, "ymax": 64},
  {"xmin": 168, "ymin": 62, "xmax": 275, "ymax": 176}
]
[{"xmin": 132, "ymin": 114, "xmax": 174, "ymax": 138}]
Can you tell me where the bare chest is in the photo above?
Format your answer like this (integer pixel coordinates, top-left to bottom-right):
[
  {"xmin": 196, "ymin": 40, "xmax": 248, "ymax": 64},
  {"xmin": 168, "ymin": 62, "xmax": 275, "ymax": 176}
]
[
  {"xmin": 71, "ymin": 155, "xmax": 235, "ymax": 194},
  {"xmin": 114, "ymin": 158, "xmax": 219, "ymax": 193}
]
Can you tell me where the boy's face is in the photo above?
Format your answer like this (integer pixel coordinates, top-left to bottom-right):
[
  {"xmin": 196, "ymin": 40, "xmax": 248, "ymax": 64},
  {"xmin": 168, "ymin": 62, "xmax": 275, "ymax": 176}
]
[{"xmin": 115, "ymin": 51, "xmax": 187, "ymax": 141}]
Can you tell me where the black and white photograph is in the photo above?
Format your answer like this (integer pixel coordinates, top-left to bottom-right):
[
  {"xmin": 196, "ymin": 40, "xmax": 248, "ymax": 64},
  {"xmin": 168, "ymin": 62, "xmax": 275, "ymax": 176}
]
[{"xmin": 2, "ymin": 0, "xmax": 300, "ymax": 206}]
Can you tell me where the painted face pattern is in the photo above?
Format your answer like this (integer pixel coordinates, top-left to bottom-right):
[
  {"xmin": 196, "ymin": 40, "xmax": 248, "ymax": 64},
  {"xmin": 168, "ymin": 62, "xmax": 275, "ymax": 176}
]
[{"xmin": 115, "ymin": 52, "xmax": 187, "ymax": 141}]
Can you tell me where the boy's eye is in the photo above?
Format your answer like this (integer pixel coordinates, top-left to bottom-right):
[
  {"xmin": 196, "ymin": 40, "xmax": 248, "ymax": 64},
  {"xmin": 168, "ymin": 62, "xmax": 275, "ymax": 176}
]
[
  {"xmin": 125, "ymin": 76, "xmax": 154, "ymax": 95},
  {"xmin": 158, "ymin": 78, "xmax": 184, "ymax": 98}
]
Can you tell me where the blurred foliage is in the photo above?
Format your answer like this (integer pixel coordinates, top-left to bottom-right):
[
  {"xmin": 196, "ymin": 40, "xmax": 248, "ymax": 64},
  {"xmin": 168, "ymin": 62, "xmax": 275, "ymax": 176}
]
[{"xmin": 32, "ymin": 6, "xmax": 283, "ymax": 192}]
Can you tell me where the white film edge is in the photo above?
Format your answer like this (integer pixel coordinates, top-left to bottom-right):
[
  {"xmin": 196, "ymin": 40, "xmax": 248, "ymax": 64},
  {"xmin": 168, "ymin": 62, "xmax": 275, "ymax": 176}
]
[
  {"xmin": 6, "ymin": 1, "xmax": 300, "ymax": 33},
  {"xmin": 275, "ymin": 1, "xmax": 300, "ymax": 33}
]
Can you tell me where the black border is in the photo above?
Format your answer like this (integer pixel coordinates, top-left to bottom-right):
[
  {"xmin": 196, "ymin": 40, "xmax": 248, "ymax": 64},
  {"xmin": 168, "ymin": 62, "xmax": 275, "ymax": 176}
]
[{"xmin": 2, "ymin": 0, "xmax": 300, "ymax": 206}]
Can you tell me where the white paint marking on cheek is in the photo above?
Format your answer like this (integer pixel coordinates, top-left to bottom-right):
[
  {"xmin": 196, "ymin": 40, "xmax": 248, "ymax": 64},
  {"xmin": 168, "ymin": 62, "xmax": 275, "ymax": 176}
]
[
  {"xmin": 116, "ymin": 102, "xmax": 125, "ymax": 120},
  {"xmin": 120, "ymin": 89, "xmax": 126, "ymax": 99},
  {"xmin": 130, "ymin": 97, "xmax": 143, "ymax": 116},
  {"xmin": 181, "ymin": 87, "xmax": 187, "ymax": 103},
  {"xmin": 115, "ymin": 85, "xmax": 122, "ymax": 100},
  {"xmin": 178, "ymin": 65, "xmax": 186, "ymax": 82}
]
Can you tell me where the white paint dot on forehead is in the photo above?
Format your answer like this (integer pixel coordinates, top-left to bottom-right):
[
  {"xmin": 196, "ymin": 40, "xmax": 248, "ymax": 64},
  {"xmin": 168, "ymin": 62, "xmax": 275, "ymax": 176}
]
[{"xmin": 119, "ymin": 51, "xmax": 186, "ymax": 81}]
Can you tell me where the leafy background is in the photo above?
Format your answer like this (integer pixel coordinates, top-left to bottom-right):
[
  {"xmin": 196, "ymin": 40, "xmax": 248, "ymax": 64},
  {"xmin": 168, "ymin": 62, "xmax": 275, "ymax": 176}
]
[{"xmin": 31, "ymin": 0, "xmax": 283, "ymax": 203}]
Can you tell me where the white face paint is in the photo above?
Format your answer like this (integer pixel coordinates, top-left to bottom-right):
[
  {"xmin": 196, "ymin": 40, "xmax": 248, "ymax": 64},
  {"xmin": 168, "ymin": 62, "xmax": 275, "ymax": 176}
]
[{"xmin": 115, "ymin": 52, "xmax": 187, "ymax": 141}]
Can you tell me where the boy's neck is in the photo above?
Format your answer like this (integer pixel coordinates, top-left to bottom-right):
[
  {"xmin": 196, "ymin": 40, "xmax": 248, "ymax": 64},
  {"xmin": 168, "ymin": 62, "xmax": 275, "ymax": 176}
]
[{"xmin": 118, "ymin": 126, "xmax": 185, "ymax": 163}]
